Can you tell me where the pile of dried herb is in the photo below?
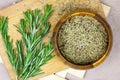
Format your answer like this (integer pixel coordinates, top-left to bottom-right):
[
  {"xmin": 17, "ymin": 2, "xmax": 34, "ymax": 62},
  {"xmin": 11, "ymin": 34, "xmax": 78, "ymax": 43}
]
[
  {"xmin": 0, "ymin": 5, "xmax": 53, "ymax": 80},
  {"xmin": 57, "ymin": 0, "xmax": 90, "ymax": 16},
  {"xmin": 58, "ymin": 15, "xmax": 108, "ymax": 65}
]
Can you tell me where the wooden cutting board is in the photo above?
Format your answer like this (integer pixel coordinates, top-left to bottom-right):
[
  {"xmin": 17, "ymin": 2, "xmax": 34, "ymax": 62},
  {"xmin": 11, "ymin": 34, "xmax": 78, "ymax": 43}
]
[{"xmin": 0, "ymin": 0, "xmax": 105, "ymax": 80}]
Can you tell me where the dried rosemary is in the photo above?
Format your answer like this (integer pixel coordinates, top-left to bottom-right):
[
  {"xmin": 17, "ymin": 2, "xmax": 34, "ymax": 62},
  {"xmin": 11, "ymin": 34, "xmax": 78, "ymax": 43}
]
[
  {"xmin": 0, "ymin": 4, "xmax": 53, "ymax": 80},
  {"xmin": 58, "ymin": 15, "xmax": 108, "ymax": 65},
  {"xmin": 57, "ymin": 0, "xmax": 90, "ymax": 16}
]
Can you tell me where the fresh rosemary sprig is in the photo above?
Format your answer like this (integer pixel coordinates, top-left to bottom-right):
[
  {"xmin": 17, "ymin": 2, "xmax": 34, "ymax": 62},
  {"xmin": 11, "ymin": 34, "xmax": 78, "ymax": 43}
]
[
  {"xmin": 0, "ymin": 17, "xmax": 16, "ymax": 70},
  {"xmin": 0, "ymin": 4, "xmax": 53, "ymax": 80}
]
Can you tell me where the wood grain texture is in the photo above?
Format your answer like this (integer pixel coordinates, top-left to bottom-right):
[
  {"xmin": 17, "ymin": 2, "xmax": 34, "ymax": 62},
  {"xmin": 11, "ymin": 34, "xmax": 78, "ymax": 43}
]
[{"xmin": 0, "ymin": 0, "xmax": 105, "ymax": 80}]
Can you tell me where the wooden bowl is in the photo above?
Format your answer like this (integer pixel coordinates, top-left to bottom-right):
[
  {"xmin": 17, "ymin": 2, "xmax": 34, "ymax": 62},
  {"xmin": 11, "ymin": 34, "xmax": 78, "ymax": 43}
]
[{"xmin": 53, "ymin": 10, "xmax": 112, "ymax": 69}]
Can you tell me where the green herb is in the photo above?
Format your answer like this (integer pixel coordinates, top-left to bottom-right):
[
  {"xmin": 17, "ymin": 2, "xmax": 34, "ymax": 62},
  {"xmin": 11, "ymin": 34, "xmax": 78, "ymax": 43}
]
[
  {"xmin": 58, "ymin": 15, "xmax": 108, "ymax": 64},
  {"xmin": 0, "ymin": 4, "xmax": 53, "ymax": 80}
]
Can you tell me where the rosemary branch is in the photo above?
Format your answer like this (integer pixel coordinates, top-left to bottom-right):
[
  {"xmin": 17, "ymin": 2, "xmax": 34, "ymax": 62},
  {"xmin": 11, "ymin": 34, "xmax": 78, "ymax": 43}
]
[{"xmin": 0, "ymin": 4, "xmax": 53, "ymax": 80}]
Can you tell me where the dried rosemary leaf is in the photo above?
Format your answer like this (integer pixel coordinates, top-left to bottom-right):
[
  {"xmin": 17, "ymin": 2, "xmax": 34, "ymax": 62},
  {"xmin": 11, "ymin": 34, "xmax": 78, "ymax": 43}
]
[{"xmin": 58, "ymin": 15, "xmax": 108, "ymax": 65}]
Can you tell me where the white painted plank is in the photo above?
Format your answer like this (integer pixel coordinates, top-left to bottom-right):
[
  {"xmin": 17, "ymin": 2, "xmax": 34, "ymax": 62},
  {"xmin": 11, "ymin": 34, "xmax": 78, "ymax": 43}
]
[
  {"xmin": 56, "ymin": 68, "xmax": 86, "ymax": 79},
  {"xmin": 39, "ymin": 74, "xmax": 66, "ymax": 80},
  {"xmin": 0, "ymin": 56, "xmax": 3, "ymax": 63},
  {"xmin": 102, "ymin": 4, "xmax": 111, "ymax": 17}
]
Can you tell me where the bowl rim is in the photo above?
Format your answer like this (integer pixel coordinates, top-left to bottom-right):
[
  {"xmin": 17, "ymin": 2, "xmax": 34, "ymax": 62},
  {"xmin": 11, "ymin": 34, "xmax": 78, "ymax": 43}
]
[{"xmin": 53, "ymin": 10, "xmax": 113, "ymax": 69}]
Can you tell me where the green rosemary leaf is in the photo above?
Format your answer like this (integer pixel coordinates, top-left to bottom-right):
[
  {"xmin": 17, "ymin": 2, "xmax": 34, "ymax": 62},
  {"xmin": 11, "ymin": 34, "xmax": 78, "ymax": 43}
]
[
  {"xmin": 0, "ymin": 4, "xmax": 54, "ymax": 80},
  {"xmin": 16, "ymin": 40, "xmax": 24, "ymax": 71},
  {"xmin": 30, "ymin": 69, "xmax": 43, "ymax": 77},
  {"xmin": 41, "ymin": 22, "xmax": 51, "ymax": 37},
  {"xmin": 39, "ymin": 4, "xmax": 52, "ymax": 29},
  {"xmin": 45, "ymin": 55, "xmax": 53, "ymax": 62},
  {"xmin": 0, "ymin": 17, "xmax": 16, "ymax": 70},
  {"xmin": 34, "ymin": 9, "xmax": 41, "ymax": 24}
]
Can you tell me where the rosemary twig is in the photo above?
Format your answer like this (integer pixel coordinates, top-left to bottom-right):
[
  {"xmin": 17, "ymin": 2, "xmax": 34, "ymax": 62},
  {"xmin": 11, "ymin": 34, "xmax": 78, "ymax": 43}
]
[
  {"xmin": 0, "ymin": 4, "xmax": 53, "ymax": 80},
  {"xmin": 0, "ymin": 17, "xmax": 17, "ymax": 70}
]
